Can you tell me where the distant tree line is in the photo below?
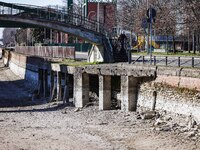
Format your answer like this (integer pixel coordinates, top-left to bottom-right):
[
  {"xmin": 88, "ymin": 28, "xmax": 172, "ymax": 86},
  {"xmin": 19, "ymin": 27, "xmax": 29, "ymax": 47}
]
[{"xmin": 117, "ymin": 0, "xmax": 200, "ymax": 53}]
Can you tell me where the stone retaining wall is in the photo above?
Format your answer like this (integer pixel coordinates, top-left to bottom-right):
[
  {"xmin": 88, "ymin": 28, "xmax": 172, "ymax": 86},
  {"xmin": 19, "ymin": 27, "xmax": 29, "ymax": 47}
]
[
  {"xmin": 156, "ymin": 66, "xmax": 200, "ymax": 91},
  {"xmin": 3, "ymin": 51, "xmax": 40, "ymax": 87},
  {"xmin": 138, "ymin": 82, "xmax": 200, "ymax": 123}
]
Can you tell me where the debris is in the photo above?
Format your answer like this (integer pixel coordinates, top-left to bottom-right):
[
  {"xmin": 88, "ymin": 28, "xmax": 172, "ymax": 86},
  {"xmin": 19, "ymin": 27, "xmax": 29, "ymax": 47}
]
[
  {"xmin": 140, "ymin": 111, "xmax": 156, "ymax": 120},
  {"xmin": 154, "ymin": 118, "xmax": 167, "ymax": 126},
  {"xmin": 136, "ymin": 112, "xmax": 141, "ymax": 119},
  {"xmin": 186, "ymin": 131, "xmax": 196, "ymax": 138},
  {"xmin": 61, "ymin": 108, "xmax": 68, "ymax": 114},
  {"xmin": 155, "ymin": 124, "xmax": 172, "ymax": 132},
  {"xmin": 163, "ymin": 116, "xmax": 172, "ymax": 122},
  {"xmin": 74, "ymin": 108, "xmax": 81, "ymax": 112},
  {"xmin": 98, "ymin": 122, "xmax": 108, "ymax": 125},
  {"xmin": 84, "ymin": 102, "xmax": 95, "ymax": 108},
  {"xmin": 191, "ymin": 136, "xmax": 198, "ymax": 140},
  {"xmin": 187, "ymin": 116, "xmax": 197, "ymax": 129}
]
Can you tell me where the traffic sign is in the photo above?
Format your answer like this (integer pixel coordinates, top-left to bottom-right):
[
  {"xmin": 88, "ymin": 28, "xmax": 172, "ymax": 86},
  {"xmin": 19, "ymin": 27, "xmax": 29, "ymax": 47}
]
[
  {"xmin": 141, "ymin": 18, "xmax": 148, "ymax": 29},
  {"xmin": 147, "ymin": 8, "xmax": 156, "ymax": 18}
]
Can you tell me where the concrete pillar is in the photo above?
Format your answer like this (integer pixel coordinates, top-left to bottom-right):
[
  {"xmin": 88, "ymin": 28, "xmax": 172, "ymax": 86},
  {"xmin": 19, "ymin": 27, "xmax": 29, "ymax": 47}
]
[
  {"xmin": 38, "ymin": 68, "xmax": 43, "ymax": 96},
  {"xmin": 57, "ymin": 71, "xmax": 62, "ymax": 101},
  {"xmin": 50, "ymin": 71, "xmax": 55, "ymax": 101},
  {"xmin": 60, "ymin": 32, "xmax": 63, "ymax": 43},
  {"xmin": 121, "ymin": 76, "xmax": 138, "ymax": 111},
  {"xmin": 63, "ymin": 72, "xmax": 69, "ymax": 104},
  {"xmin": 43, "ymin": 69, "xmax": 48, "ymax": 97},
  {"xmin": 74, "ymin": 73, "xmax": 89, "ymax": 108},
  {"xmin": 99, "ymin": 75, "xmax": 112, "ymax": 110}
]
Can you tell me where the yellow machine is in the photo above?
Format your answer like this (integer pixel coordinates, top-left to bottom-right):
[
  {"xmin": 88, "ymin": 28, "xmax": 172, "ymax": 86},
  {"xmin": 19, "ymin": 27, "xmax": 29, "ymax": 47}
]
[{"xmin": 134, "ymin": 36, "xmax": 159, "ymax": 49}]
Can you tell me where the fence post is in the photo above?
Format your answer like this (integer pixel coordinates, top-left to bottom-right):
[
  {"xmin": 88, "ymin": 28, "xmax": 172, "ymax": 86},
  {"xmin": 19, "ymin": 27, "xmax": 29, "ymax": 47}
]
[
  {"xmin": 142, "ymin": 56, "xmax": 145, "ymax": 64},
  {"xmin": 165, "ymin": 56, "xmax": 168, "ymax": 66},
  {"xmin": 153, "ymin": 56, "xmax": 156, "ymax": 66},
  {"xmin": 192, "ymin": 57, "xmax": 194, "ymax": 68},
  {"xmin": 178, "ymin": 57, "xmax": 180, "ymax": 67}
]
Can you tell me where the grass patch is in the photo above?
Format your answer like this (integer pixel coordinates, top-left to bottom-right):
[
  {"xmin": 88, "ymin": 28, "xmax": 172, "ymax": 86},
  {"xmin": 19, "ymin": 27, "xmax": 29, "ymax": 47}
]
[{"xmin": 51, "ymin": 59, "xmax": 102, "ymax": 66}]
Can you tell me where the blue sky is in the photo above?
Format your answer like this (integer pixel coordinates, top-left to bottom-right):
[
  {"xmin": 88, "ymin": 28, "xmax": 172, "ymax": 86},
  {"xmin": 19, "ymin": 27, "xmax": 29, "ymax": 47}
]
[
  {"xmin": 0, "ymin": 0, "xmax": 63, "ymax": 38},
  {"xmin": 1, "ymin": 0, "xmax": 63, "ymax": 6}
]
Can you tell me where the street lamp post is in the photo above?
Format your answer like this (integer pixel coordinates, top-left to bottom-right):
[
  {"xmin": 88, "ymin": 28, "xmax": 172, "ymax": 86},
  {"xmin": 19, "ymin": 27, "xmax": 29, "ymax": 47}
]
[
  {"xmin": 97, "ymin": 2, "xmax": 100, "ymax": 32},
  {"xmin": 150, "ymin": 5, "xmax": 153, "ymax": 64},
  {"xmin": 147, "ymin": 0, "xmax": 149, "ymax": 54}
]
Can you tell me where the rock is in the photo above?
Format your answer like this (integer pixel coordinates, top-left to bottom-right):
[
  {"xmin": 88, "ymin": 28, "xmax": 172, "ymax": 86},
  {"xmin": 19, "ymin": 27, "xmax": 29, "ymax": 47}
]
[
  {"xmin": 136, "ymin": 114, "xmax": 141, "ymax": 119},
  {"xmin": 192, "ymin": 126, "xmax": 199, "ymax": 132},
  {"xmin": 191, "ymin": 136, "xmax": 198, "ymax": 140},
  {"xmin": 155, "ymin": 127, "xmax": 162, "ymax": 131},
  {"xmin": 84, "ymin": 102, "xmax": 94, "ymax": 108},
  {"xmin": 187, "ymin": 116, "xmax": 197, "ymax": 129},
  {"xmin": 98, "ymin": 122, "xmax": 108, "ymax": 125},
  {"xmin": 61, "ymin": 109, "xmax": 68, "ymax": 114},
  {"xmin": 171, "ymin": 123, "xmax": 179, "ymax": 129},
  {"xmin": 180, "ymin": 127, "xmax": 188, "ymax": 133},
  {"xmin": 89, "ymin": 92, "xmax": 99, "ymax": 101},
  {"xmin": 140, "ymin": 111, "xmax": 156, "ymax": 120},
  {"xmin": 186, "ymin": 131, "xmax": 196, "ymax": 138},
  {"xmin": 74, "ymin": 108, "xmax": 81, "ymax": 112},
  {"xmin": 160, "ymin": 124, "xmax": 172, "ymax": 132},
  {"xmin": 154, "ymin": 118, "xmax": 167, "ymax": 126},
  {"xmin": 124, "ymin": 114, "xmax": 130, "ymax": 117},
  {"xmin": 163, "ymin": 116, "xmax": 172, "ymax": 121},
  {"xmin": 197, "ymin": 124, "xmax": 200, "ymax": 130}
]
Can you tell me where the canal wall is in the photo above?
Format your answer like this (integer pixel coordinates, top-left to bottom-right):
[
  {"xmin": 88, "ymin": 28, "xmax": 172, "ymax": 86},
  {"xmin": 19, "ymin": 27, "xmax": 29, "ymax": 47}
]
[
  {"xmin": 138, "ymin": 82, "xmax": 200, "ymax": 123},
  {"xmin": 2, "ymin": 50, "xmax": 200, "ymax": 122}
]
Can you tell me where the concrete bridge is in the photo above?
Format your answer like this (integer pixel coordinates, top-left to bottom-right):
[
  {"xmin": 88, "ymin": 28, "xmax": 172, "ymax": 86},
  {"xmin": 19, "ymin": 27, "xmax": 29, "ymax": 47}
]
[{"xmin": 0, "ymin": 1, "xmax": 113, "ymax": 62}]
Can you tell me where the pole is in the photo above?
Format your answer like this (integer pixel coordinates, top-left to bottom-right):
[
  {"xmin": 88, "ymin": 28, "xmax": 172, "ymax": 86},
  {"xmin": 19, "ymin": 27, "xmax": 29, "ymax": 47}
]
[
  {"xmin": 150, "ymin": 6, "xmax": 153, "ymax": 64},
  {"xmin": 50, "ymin": 29, "xmax": 52, "ymax": 44},
  {"xmin": 97, "ymin": 2, "xmax": 100, "ymax": 32},
  {"xmin": 128, "ymin": 30, "xmax": 132, "ymax": 64},
  {"xmin": 188, "ymin": 28, "xmax": 190, "ymax": 53},
  {"xmin": 193, "ymin": 30, "xmax": 195, "ymax": 54},
  {"xmin": 147, "ymin": 0, "xmax": 149, "ymax": 54}
]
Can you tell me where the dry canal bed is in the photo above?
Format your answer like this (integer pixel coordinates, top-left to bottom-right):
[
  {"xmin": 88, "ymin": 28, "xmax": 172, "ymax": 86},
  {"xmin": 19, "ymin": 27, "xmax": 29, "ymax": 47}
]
[{"xmin": 0, "ymin": 59, "xmax": 200, "ymax": 150}]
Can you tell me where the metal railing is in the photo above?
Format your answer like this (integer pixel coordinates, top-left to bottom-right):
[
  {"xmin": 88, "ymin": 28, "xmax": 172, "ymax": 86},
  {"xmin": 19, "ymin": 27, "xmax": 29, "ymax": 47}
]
[{"xmin": 132, "ymin": 55, "xmax": 200, "ymax": 68}]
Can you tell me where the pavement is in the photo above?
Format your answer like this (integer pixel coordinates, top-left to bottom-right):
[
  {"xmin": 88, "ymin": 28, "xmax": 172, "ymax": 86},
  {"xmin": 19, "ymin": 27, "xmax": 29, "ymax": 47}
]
[{"xmin": 75, "ymin": 51, "xmax": 88, "ymax": 61}]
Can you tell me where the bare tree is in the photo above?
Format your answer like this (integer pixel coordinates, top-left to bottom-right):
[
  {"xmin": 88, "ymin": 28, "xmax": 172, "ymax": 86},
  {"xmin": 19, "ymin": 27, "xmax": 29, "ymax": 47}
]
[{"xmin": 2, "ymin": 28, "xmax": 17, "ymax": 47}]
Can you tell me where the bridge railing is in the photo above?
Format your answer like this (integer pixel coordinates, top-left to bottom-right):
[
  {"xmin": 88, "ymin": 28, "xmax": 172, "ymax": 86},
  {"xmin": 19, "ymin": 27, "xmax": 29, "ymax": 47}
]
[{"xmin": 0, "ymin": 2, "xmax": 106, "ymax": 35}]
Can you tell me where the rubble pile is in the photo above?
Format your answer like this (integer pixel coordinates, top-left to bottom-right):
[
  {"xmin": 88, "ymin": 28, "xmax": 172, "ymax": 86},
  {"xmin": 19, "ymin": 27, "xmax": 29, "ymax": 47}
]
[{"xmin": 138, "ymin": 109, "xmax": 200, "ymax": 140}]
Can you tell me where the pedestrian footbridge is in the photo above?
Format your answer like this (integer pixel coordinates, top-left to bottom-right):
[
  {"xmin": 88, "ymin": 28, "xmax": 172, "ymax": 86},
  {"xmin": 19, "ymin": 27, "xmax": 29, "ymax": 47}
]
[{"xmin": 0, "ymin": 1, "xmax": 114, "ymax": 62}]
